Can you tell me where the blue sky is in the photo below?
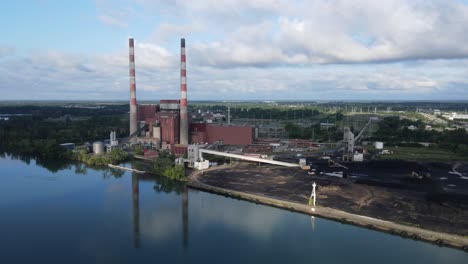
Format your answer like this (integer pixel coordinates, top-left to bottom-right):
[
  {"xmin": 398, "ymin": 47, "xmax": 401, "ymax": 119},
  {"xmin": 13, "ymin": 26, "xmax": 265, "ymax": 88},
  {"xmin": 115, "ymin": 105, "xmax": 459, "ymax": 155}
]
[{"xmin": 1, "ymin": 0, "xmax": 468, "ymax": 101}]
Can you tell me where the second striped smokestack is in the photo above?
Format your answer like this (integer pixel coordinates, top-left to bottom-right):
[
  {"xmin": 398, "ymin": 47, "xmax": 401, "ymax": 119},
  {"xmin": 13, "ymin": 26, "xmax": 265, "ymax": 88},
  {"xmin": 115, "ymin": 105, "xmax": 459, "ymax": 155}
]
[
  {"xmin": 129, "ymin": 38, "xmax": 138, "ymax": 138},
  {"xmin": 179, "ymin": 38, "xmax": 189, "ymax": 145}
]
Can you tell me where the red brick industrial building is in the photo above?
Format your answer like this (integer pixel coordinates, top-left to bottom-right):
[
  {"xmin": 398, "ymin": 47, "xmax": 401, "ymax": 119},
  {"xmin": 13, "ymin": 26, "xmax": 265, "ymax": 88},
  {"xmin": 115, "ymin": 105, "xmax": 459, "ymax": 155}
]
[
  {"xmin": 135, "ymin": 103, "xmax": 180, "ymax": 145},
  {"xmin": 156, "ymin": 112, "xmax": 179, "ymax": 145},
  {"xmin": 190, "ymin": 123, "xmax": 254, "ymax": 145}
]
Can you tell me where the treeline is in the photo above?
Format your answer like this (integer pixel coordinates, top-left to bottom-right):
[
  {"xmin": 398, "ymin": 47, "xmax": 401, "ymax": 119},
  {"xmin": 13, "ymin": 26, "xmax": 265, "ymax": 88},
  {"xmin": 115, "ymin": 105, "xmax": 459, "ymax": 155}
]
[
  {"xmin": 0, "ymin": 105, "xmax": 128, "ymax": 118},
  {"xmin": 320, "ymin": 102, "xmax": 468, "ymax": 112},
  {"xmin": 284, "ymin": 122, "xmax": 342, "ymax": 142},
  {"xmin": 191, "ymin": 104, "xmax": 323, "ymax": 120},
  {"xmin": 71, "ymin": 148, "xmax": 128, "ymax": 166},
  {"xmin": 231, "ymin": 107, "xmax": 322, "ymax": 120},
  {"xmin": 0, "ymin": 115, "xmax": 128, "ymax": 144},
  {"xmin": 282, "ymin": 112, "xmax": 344, "ymax": 141},
  {"xmin": 190, "ymin": 101, "xmax": 468, "ymax": 113},
  {"xmin": 0, "ymin": 113, "xmax": 128, "ymax": 159},
  {"xmin": 373, "ymin": 116, "xmax": 468, "ymax": 155}
]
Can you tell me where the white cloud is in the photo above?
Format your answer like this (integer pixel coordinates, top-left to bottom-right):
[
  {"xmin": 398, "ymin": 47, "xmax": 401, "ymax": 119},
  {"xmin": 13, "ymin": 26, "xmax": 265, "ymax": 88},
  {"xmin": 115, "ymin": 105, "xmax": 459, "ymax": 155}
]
[
  {"xmin": 2, "ymin": 0, "xmax": 468, "ymax": 100},
  {"xmin": 0, "ymin": 41, "xmax": 179, "ymax": 99},
  {"xmin": 98, "ymin": 14, "xmax": 128, "ymax": 28},
  {"xmin": 95, "ymin": 0, "xmax": 468, "ymax": 66},
  {"xmin": 151, "ymin": 22, "xmax": 206, "ymax": 44},
  {"xmin": 0, "ymin": 46, "xmax": 15, "ymax": 58},
  {"xmin": 95, "ymin": 0, "xmax": 135, "ymax": 28},
  {"xmin": 153, "ymin": 0, "xmax": 468, "ymax": 66},
  {"xmin": 140, "ymin": 192, "xmax": 288, "ymax": 242},
  {"xmin": 1, "ymin": 46, "xmax": 466, "ymax": 100}
]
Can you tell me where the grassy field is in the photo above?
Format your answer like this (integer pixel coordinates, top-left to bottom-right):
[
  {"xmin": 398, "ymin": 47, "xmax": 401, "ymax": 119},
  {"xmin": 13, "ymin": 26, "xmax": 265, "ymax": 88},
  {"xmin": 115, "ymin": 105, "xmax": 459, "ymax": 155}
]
[{"xmin": 376, "ymin": 147, "xmax": 468, "ymax": 161}]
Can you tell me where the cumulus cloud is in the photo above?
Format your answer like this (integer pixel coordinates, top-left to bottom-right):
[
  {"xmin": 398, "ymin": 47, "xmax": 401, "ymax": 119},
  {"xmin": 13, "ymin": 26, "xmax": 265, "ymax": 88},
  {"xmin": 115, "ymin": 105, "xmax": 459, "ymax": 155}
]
[
  {"xmin": 96, "ymin": 0, "xmax": 134, "ymax": 28},
  {"xmin": 0, "ymin": 46, "xmax": 15, "ymax": 58},
  {"xmin": 140, "ymin": 192, "xmax": 289, "ymax": 242},
  {"xmin": 151, "ymin": 22, "xmax": 206, "ymax": 44},
  {"xmin": 98, "ymin": 14, "xmax": 128, "ymax": 28},
  {"xmin": 0, "ymin": 47, "xmax": 466, "ymax": 100},
  {"xmin": 0, "ymin": 42, "xmax": 179, "ymax": 99},
  {"xmin": 106, "ymin": 0, "xmax": 468, "ymax": 67},
  {"xmin": 181, "ymin": 0, "xmax": 468, "ymax": 67},
  {"xmin": 2, "ymin": 0, "xmax": 468, "ymax": 100}
]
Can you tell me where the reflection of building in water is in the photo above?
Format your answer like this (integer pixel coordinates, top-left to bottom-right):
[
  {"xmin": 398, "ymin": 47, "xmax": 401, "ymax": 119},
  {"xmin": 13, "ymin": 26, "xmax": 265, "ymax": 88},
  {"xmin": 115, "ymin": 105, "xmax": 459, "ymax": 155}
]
[
  {"xmin": 132, "ymin": 173, "xmax": 140, "ymax": 248},
  {"xmin": 182, "ymin": 185, "xmax": 189, "ymax": 249}
]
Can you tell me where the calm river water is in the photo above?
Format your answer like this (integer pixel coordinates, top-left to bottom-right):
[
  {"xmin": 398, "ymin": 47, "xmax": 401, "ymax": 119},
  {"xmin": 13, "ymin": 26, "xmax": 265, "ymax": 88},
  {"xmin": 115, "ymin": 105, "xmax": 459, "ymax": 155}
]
[{"xmin": 0, "ymin": 154, "xmax": 467, "ymax": 263}]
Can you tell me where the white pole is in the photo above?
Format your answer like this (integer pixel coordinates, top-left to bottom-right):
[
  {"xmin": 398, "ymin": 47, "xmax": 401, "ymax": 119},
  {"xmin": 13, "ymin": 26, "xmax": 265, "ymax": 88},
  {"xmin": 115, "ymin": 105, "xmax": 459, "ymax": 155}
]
[
  {"xmin": 309, "ymin": 182, "xmax": 317, "ymax": 211},
  {"xmin": 312, "ymin": 182, "xmax": 316, "ymax": 207}
]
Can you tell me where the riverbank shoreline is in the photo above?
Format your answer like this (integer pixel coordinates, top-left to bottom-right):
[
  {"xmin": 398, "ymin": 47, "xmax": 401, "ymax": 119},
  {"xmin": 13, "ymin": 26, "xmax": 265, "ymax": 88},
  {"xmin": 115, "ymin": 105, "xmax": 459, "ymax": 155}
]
[{"xmin": 188, "ymin": 168, "xmax": 468, "ymax": 252}]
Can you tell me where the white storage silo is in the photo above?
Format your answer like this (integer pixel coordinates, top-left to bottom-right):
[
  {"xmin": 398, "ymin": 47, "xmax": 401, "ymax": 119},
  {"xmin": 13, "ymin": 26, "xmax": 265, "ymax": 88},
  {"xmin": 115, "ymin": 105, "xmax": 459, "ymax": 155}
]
[{"xmin": 93, "ymin": 141, "xmax": 105, "ymax": 154}]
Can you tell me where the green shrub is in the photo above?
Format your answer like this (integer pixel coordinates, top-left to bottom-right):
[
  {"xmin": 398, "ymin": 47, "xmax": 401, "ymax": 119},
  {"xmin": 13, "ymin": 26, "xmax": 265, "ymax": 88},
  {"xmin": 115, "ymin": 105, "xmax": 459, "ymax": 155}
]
[
  {"xmin": 134, "ymin": 145, "xmax": 144, "ymax": 155},
  {"xmin": 162, "ymin": 165, "xmax": 186, "ymax": 180}
]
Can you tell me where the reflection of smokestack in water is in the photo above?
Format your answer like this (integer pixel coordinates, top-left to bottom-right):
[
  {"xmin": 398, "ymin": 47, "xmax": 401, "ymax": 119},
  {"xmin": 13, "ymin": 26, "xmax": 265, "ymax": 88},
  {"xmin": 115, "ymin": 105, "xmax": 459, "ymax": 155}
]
[
  {"xmin": 179, "ymin": 38, "xmax": 189, "ymax": 145},
  {"xmin": 132, "ymin": 173, "xmax": 140, "ymax": 248},
  {"xmin": 129, "ymin": 38, "xmax": 138, "ymax": 138},
  {"xmin": 182, "ymin": 185, "xmax": 188, "ymax": 248}
]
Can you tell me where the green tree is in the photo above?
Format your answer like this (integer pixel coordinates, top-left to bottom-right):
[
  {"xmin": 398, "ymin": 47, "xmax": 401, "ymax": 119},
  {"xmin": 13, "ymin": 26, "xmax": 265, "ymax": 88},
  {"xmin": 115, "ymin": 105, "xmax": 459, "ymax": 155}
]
[
  {"xmin": 162, "ymin": 165, "xmax": 186, "ymax": 180},
  {"xmin": 152, "ymin": 151, "xmax": 175, "ymax": 175},
  {"xmin": 134, "ymin": 145, "xmax": 144, "ymax": 155},
  {"xmin": 151, "ymin": 151, "xmax": 186, "ymax": 181}
]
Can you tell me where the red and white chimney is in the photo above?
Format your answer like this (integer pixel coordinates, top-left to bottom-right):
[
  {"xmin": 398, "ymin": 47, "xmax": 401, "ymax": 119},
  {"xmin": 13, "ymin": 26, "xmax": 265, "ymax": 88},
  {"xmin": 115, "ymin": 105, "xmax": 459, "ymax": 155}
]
[
  {"xmin": 129, "ymin": 38, "xmax": 138, "ymax": 137},
  {"xmin": 179, "ymin": 38, "xmax": 189, "ymax": 145}
]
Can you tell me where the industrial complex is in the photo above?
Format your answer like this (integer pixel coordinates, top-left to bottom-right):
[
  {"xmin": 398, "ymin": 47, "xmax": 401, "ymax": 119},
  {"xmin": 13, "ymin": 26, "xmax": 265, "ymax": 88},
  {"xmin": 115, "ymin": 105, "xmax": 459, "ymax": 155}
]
[
  {"xmin": 4, "ymin": 0, "xmax": 468, "ymax": 256},
  {"xmin": 120, "ymin": 37, "xmax": 379, "ymax": 170},
  {"xmin": 79, "ymin": 37, "xmax": 467, "ymax": 181},
  {"xmin": 123, "ymin": 37, "xmax": 255, "ymax": 162},
  {"xmin": 2, "ymin": 37, "xmax": 466, "ymax": 252}
]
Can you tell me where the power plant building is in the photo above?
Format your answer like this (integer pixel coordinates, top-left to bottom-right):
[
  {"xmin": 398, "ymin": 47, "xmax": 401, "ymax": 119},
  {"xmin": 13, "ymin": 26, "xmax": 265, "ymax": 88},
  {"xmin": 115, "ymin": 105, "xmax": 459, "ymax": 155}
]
[
  {"xmin": 127, "ymin": 37, "xmax": 255, "ymax": 154},
  {"xmin": 190, "ymin": 123, "xmax": 208, "ymax": 143},
  {"xmin": 137, "ymin": 105, "xmax": 159, "ymax": 121},
  {"xmin": 156, "ymin": 112, "xmax": 180, "ymax": 145},
  {"xmin": 127, "ymin": 37, "xmax": 188, "ymax": 153},
  {"xmin": 160, "ymin": 100, "xmax": 180, "ymax": 111}
]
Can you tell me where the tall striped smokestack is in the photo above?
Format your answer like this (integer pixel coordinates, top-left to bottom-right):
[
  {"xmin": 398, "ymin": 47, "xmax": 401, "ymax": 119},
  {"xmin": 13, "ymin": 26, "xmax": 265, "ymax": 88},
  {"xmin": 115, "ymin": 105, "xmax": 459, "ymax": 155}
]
[
  {"xmin": 179, "ymin": 38, "xmax": 189, "ymax": 145},
  {"xmin": 129, "ymin": 38, "xmax": 138, "ymax": 137}
]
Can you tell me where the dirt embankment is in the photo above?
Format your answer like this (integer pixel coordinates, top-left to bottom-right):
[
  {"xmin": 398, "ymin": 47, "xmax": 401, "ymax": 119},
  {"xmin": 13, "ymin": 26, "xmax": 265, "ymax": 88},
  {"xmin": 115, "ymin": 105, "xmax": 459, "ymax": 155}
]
[{"xmin": 189, "ymin": 163, "xmax": 468, "ymax": 251}]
